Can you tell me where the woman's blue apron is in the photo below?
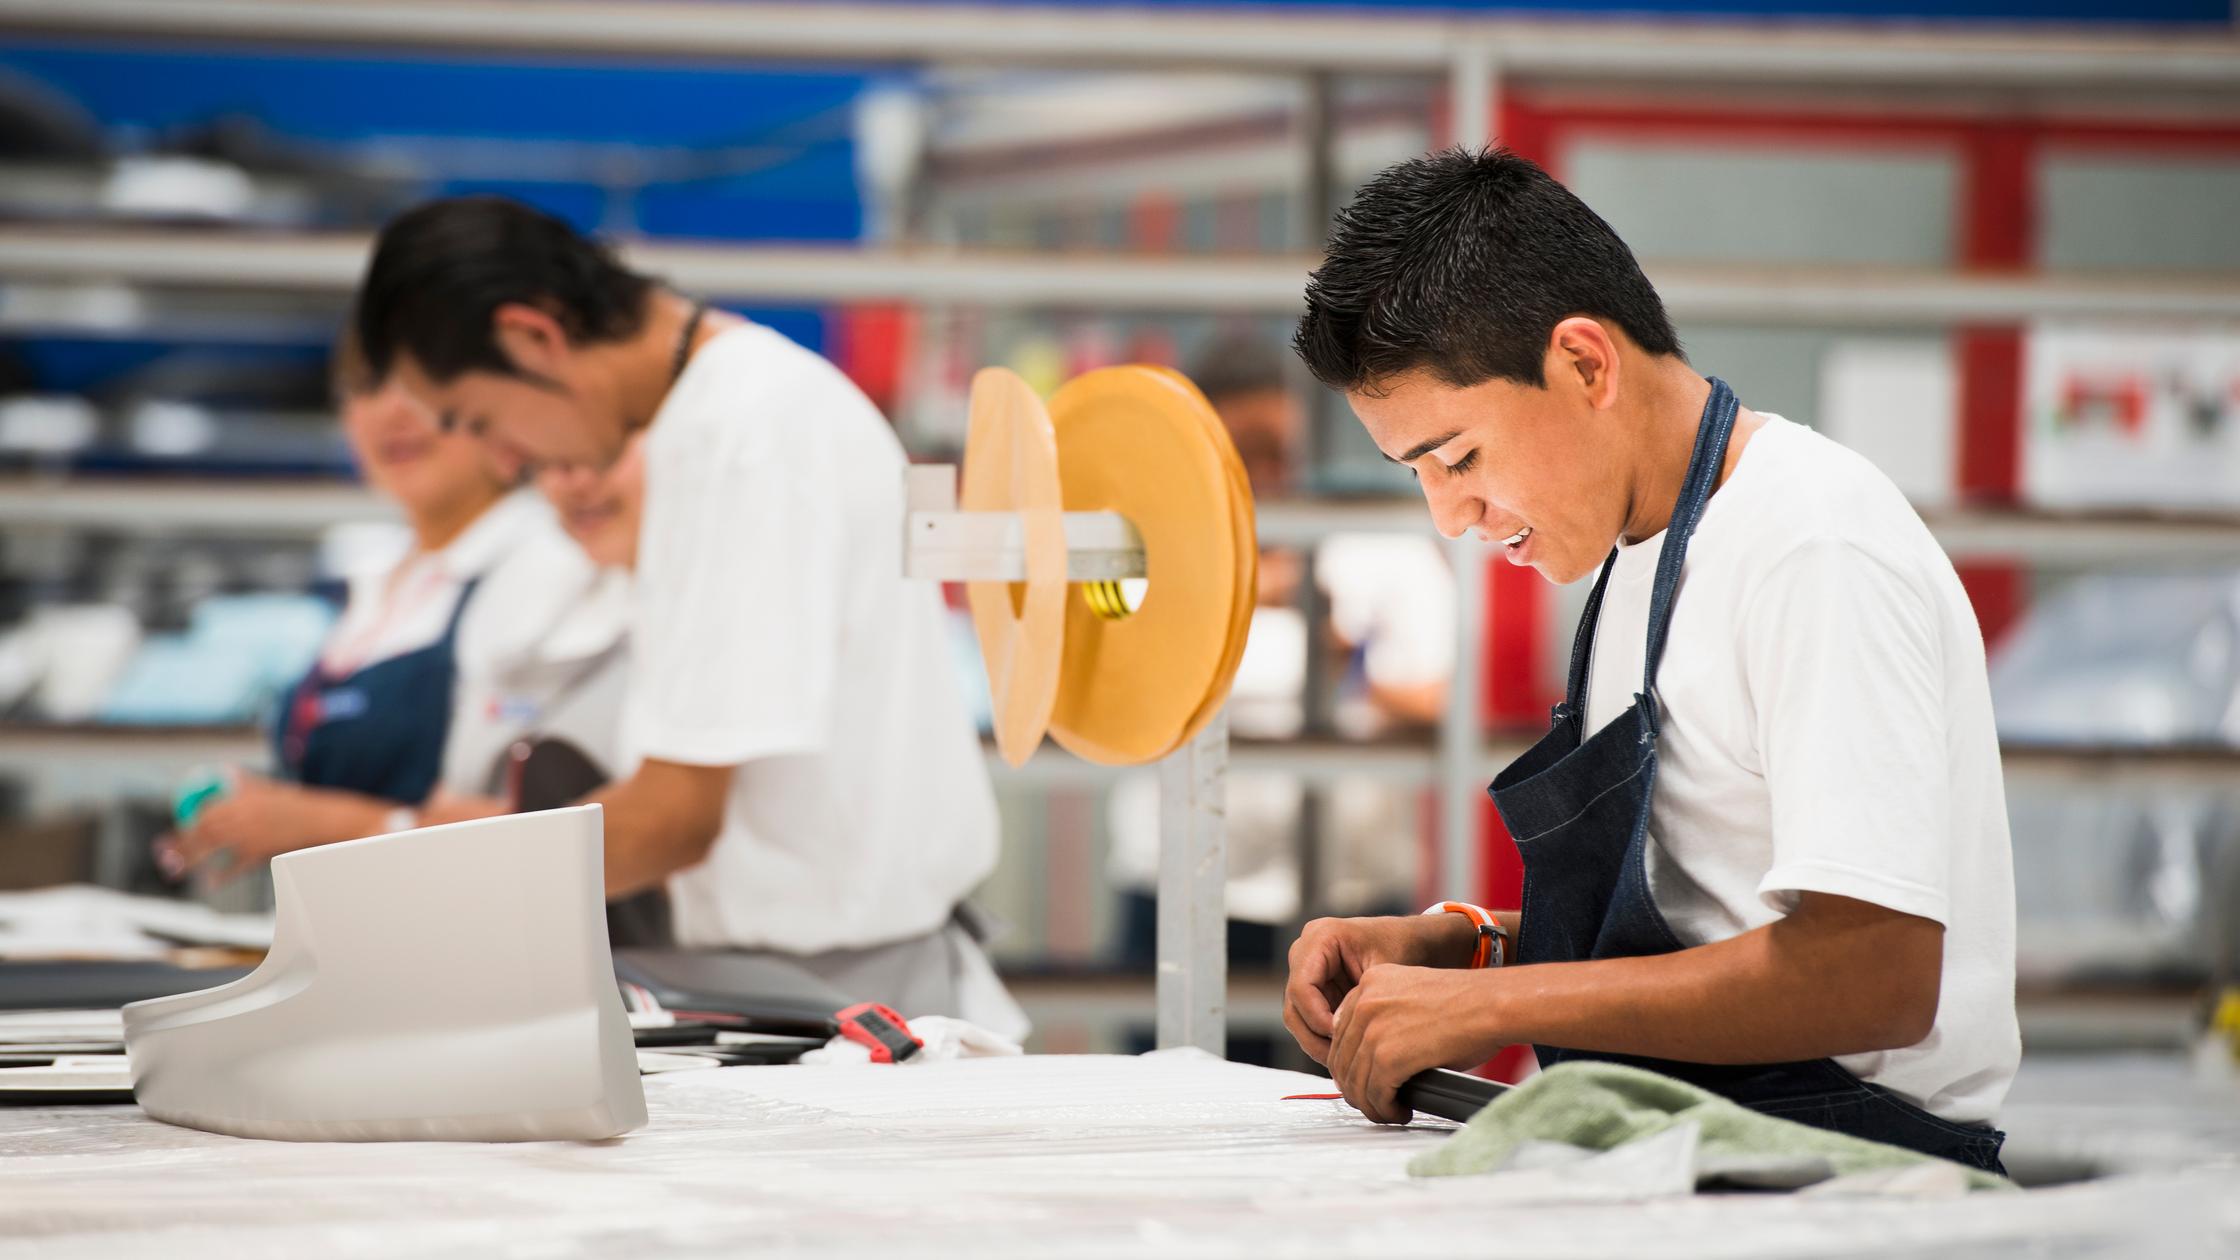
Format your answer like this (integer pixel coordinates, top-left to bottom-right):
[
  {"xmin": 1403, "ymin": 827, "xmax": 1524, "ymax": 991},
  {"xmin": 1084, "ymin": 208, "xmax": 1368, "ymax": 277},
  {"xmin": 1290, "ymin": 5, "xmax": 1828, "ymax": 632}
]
[
  {"xmin": 275, "ymin": 577, "xmax": 479, "ymax": 805},
  {"xmin": 1487, "ymin": 378, "xmax": 2007, "ymax": 1174}
]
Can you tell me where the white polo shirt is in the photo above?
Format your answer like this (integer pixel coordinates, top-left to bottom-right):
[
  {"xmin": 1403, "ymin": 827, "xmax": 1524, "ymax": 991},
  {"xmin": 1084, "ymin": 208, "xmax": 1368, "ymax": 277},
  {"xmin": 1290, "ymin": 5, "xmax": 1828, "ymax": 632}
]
[
  {"xmin": 625, "ymin": 323, "xmax": 999, "ymax": 954},
  {"xmin": 1583, "ymin": 415, "xmax": 2020, "ymax": 1124},
  {"xmin": 444, "ymin": 565, "xmax": 631, "ymax": 796}
]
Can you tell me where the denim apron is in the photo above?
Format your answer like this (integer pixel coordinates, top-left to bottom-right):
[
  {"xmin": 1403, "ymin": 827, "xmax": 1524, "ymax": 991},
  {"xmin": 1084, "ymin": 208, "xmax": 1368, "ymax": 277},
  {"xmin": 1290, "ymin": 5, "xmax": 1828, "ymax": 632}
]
[
  {"xmin": 275, "ymin": 578, "xmax": 480, "ymax": 806},
  {"xmin": 1487, "ymin": 378, "xmax": 2007, "ymax": 1174}
]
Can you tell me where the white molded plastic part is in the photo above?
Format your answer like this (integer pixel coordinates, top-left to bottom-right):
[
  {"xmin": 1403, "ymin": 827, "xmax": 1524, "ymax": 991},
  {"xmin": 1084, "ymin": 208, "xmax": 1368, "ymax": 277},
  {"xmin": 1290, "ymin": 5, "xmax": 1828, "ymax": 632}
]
[{"xmin": 123, "ymin": 804, "xmax": 647, "ymax": 1142}]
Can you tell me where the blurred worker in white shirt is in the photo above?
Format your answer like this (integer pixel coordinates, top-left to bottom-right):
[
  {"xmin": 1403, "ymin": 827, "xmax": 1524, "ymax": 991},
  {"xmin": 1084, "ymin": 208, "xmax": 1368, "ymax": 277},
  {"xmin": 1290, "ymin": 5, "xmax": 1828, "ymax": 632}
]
[{"xmin": 355, "ymin": 197, "xmax": 1020, "ymax": 1036}]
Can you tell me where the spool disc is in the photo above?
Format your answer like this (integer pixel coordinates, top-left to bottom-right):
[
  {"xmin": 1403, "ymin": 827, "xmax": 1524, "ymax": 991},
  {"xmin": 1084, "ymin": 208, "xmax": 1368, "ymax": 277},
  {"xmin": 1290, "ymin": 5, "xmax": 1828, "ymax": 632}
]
[
  {"xmin": 960, "ymin": 367, "xmax": 1066, "ymax": 767},
  {"xmin": 1046, "ymin": 366, "xmax": 1255, "ymax": 766},
  {"xmin": 1157, "ymin": 369, "xmax": 1257, "ymax": 751}
]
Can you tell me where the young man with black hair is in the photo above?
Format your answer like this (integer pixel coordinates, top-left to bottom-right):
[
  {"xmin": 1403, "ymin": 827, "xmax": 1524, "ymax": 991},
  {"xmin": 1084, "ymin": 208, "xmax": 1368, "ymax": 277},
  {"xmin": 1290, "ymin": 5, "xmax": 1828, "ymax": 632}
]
[
  {"xmin": 354, "ymin": 196, "xmax": 1023, "ymax": 1037},
  {"xmin": 1283, "ymin": 149, "xmax": 2017, "ymax": 1171}
]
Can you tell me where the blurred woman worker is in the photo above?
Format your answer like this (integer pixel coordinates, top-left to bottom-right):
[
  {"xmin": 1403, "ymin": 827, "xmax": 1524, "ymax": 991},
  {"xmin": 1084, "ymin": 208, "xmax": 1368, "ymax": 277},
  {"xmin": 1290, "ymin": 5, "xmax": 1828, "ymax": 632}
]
[{"xmin": 164, "ymin": 329, "xmax": 623, "ymax": 881}]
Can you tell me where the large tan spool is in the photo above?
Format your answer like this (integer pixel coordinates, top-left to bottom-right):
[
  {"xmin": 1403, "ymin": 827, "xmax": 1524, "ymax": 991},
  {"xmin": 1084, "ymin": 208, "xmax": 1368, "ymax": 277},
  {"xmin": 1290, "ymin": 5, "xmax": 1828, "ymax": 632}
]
[
  {"xmin": 1156, "ymin": 367, "xmax": 1258, "ymax": 749},
  {"xmin": 961, "ymin": 368, "xmax": 1066, "ymax": 767},
  {"xmin": 1045, "ymin": 366, "xmax": 1256, "ymax": 766}
]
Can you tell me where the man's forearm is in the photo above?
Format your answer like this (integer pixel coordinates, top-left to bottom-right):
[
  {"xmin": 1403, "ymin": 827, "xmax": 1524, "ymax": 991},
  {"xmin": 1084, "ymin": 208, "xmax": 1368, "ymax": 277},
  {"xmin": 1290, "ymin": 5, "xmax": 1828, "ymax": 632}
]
[
  {"xmin": 587, "ymin": 761, "xmax": 729, "ymax": 898},
  {"xmin": 1462, "ymin": 896, "xmax": 1941, "ymax": 1064}
]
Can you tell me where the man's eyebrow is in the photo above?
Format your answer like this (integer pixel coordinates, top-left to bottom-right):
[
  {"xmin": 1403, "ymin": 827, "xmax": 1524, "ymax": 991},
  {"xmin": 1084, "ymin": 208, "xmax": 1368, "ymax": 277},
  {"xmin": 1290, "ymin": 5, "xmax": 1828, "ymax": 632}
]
[{"xmin": 1382, "ymin": 430, "xmax": 1463, "ymax": 464}]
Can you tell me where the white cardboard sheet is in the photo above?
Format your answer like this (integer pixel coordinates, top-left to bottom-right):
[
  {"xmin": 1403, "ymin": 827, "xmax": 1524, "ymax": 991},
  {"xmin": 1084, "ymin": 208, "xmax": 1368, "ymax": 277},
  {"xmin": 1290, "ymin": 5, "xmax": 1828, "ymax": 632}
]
[{"xmin": 0, "ymin": 1051, "xmax": 2227, "ymax": 1258}]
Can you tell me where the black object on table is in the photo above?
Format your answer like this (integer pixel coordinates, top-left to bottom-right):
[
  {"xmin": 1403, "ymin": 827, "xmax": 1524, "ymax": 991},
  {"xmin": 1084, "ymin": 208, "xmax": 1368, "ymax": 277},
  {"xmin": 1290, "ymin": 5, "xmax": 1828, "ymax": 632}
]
[
  {"xmin": 613, "ymin": 948, "xmax": 858, "ymax": 1037},
  {"xmin": 0, "ymin": 960, "xmax": 251, "ymax": 1012},
  {"xmin": 0, "ymin": 1081, "xmax": 134, "ymax": 1105},
  {"xmin": 1397, "ymin": 1068, "xmax": 1509, "ymax": 1123},
  {"xmin": 510, "ymin": 736, "xmax": 674, "ymax": 949}
]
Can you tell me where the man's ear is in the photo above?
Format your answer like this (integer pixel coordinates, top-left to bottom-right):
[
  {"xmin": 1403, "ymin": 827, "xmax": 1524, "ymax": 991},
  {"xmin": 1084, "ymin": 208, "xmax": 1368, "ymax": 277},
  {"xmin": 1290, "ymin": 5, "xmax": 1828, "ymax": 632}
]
[
  {"xmin": 480, "ymin": 436, "xmax": 530, "ymax": 487},
  {"xmin": 1546, "ymin": 316, "xmax": 1621, "ymax": 411},
  {"xmin": 490, "ymin": 302, "xmax": 570, "ymax": 383}
]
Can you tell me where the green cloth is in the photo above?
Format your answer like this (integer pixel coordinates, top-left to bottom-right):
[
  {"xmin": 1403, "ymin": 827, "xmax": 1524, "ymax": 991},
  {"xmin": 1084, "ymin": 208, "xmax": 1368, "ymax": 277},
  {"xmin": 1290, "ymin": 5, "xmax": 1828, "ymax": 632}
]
[{"xmin": 1408, "ymin": 1061, "xmax": 2013, "ymax": 1192}]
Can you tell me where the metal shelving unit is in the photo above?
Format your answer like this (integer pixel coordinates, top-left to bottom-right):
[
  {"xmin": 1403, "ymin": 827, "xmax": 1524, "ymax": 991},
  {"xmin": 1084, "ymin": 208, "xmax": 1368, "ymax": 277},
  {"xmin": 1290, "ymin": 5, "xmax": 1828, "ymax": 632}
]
[
  {"xmin": 3, "ymin": 0, "xmax": 2236, "ymax": 902},
  {"xmin": 6, "ymin": 226, "xmax": 2240, "ymax": 324},
  {"xmin": 4, "ymin": 0, "xmax": 2234, "ymax": 87},
  {"xmin": 10, "ymin": 477, "xmax": 2240, "ymax": 570},
  {"xmin": 7, "ymin": 722, "xmax": 2234, "ymax": 803},
  {"xmin": 0, "ymin": 476, "xmax": 387, "ymax": 536}
]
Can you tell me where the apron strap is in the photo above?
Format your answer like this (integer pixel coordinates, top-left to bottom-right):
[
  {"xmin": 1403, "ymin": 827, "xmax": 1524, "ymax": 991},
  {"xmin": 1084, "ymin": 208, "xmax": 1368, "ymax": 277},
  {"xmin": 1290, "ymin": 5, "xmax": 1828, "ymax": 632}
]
[
  {"xmin": 1554, "ymin": 378, "xmax": 1740, "ymax": 724},
  {"xmin": 1641, "ymin": 377, "xmax": 1740, "ymax": 705},
  {"xmin": 1557, "ymin": 548, "xmax": 1621, "ymax": 719},
  {"xmin": 440, "ymin": 575, "xmax": 484, "ymax": 644}
]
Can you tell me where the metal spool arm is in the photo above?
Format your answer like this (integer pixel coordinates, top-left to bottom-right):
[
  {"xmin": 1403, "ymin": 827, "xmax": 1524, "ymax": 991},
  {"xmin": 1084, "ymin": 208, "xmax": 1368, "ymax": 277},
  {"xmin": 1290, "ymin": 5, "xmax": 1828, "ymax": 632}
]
[{"xmin": 905, "ymin": 464, "xmax": 1226, "ymax": 1054}]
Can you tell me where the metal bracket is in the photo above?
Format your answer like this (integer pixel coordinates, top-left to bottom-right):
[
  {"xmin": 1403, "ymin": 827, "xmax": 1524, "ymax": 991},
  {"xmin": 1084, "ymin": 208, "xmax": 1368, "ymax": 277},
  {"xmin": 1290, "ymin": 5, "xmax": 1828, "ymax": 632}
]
[
  {"xmin": 902, "ymin": 463, "xmax": 1228, "ymax": 1055},
  {"xmin": 1156, "ymin": 707, "xmax": 1228, "ymax": 1056},
  {"xmin": 903, "ymin": 464, "xmax": 1145, "ymax": 582}
]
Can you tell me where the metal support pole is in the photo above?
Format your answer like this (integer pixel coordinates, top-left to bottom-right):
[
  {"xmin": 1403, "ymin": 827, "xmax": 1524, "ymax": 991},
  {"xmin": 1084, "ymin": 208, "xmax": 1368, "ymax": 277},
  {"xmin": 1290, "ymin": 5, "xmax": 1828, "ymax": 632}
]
[
  {"xmin": 1438, "ymin": 538, "xmax": 1486, "ymax": 902},
  {"xmin": 1296, "ymin": 70, "xmax": 1338, "ymax": 248},
  {"xmin": 1297, "ymin": 69, "xmax": 1340, "ymax": 480},
  {"xmin": 1448, "ymin": 43, "xmax": 1497, "ymax": 151},
  {"xmin": 1156, "ymin": 707, "xmax": 1228, "ymax": 1055}
]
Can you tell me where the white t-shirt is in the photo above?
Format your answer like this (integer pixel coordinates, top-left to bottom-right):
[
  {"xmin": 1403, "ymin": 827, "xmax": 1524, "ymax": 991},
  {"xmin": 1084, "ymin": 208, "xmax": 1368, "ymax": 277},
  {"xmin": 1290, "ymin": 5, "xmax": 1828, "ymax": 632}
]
[
  {"xmin": 444, "ymin": 567, "xmax": 631, "ymax": 796},
  {"xmin": 626, "ymin": 323, "xmax": 1000, "ymax": 954},
  {"xmin": 1581, "ymin": 416, "xmax": 2019, "ymax": 1124},
  {"xmin": 321, "ymin": 491, "xmax": 621, "ymax": 797}
]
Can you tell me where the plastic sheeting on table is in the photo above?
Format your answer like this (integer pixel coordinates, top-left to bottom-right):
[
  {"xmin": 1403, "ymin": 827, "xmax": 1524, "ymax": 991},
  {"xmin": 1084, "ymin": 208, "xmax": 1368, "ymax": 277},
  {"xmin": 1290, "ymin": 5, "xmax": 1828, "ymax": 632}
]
[
  {"xmin": 0, "ymin": 885, "xmax": 274, "ymax": 960},
  {"xmin": 0, "ymin": 1051, "xmax": 2228, "ymax": 1259}
]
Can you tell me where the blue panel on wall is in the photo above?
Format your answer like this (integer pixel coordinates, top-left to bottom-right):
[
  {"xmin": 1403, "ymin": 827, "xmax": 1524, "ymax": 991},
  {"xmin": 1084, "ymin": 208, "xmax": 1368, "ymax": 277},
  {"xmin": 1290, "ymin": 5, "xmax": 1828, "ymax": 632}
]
[
  {"xmin": 0, "ymin": 44, "xmax": 867, "ymax": 146},
  {"xmin": 0, "ymin": 42, "xmax": 871, "ymax": 243},
  {"xmin": 735, "ymin": 307, "xmax": 832, "ymax": 358},
  {"xmin": 9, "ymin": 338, "xmax": 231, "ymax": 395},
  {"xmin": 0, "ymin": 42, "xmax": 869, "ymax": 398},
  {"xmin": 964, "ymin": 0, "xmax": 2227, "ymax": 21}
]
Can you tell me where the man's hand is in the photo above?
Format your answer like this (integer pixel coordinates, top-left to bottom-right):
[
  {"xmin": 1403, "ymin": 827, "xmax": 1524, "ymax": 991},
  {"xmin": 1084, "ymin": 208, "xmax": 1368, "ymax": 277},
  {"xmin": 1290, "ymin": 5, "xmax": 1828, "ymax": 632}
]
[
  {"xmin": 1328, "ymin": 964, "xmax": 1506, "ymax": 1124},
  {"xmin": 1283, "ymin": 914, "xmax": 1476, "ymax": 1064},
  {"xmin": 1302, "ymin": 893, "xmax": 1945, "ymax": 1112}
]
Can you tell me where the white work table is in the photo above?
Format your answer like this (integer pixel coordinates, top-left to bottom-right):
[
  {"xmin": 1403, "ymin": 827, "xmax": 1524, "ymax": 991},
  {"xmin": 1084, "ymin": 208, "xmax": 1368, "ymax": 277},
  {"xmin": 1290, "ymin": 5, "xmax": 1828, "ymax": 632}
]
[{"xmin": 0, "ymin": 1052, "xmax": 2231, "ymax": 1258}]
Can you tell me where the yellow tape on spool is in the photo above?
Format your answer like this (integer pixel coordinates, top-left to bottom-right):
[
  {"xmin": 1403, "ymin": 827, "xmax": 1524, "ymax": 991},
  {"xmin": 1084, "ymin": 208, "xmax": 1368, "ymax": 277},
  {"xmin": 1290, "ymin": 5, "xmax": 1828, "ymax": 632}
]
[
  {"xmin": 960, "ymin": 367, "xmax": 1066, "ymax": 767},
  {"xmin": 1046, "ymin": 366, "xmax": 1255, "ymax": 766}
]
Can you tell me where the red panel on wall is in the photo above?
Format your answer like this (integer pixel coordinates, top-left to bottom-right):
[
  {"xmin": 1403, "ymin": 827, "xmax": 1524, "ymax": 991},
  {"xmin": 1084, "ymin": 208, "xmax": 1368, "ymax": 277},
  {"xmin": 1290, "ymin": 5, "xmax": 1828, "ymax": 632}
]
[
  {"xmin": 1478, "ymin": 558, "xmax": 1544, "ymax": 919},
  {"xmin": 1483, "ymin": 557, "xmax": 1553, "ymax": 723},
  {"xmin": 1129, "ymin": 192, "xmax": 1183, "ymax": 254},
  {"xmin": 1955, "ymin": 326, "xmax": 2026, "ymax": 507},
  {"xmin": 1961, "ymin": 123, "xmax": 2036, "ymax": 267},
  {"xmin": 1497, "ymin": 95, "xmax": 1555, "ymax": 169},
  {"xmin": 1478, "ymin": 798, "xmax": 1524, "ymax": 908},
  {"xmin": 1954, "ymin": 123, "xmax": 2032, "ymax": 644},
  {"xmin": 1956, "ymin": 563, "xmax": 2027, "ymax": 652},
  {"xmin": 830, "ymin": 302, "xmax": 913, "ymax": 413}
]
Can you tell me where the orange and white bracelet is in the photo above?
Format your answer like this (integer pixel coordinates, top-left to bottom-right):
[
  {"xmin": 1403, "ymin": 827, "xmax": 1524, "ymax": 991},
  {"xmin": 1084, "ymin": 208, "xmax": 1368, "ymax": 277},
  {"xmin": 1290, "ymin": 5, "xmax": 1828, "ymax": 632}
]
[{"xmin": 1423, "ymin": 900, "xmax": 1508, "ymax": 969}]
